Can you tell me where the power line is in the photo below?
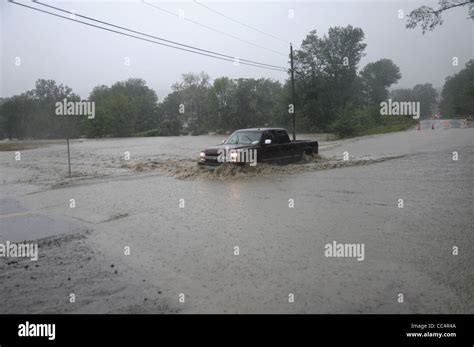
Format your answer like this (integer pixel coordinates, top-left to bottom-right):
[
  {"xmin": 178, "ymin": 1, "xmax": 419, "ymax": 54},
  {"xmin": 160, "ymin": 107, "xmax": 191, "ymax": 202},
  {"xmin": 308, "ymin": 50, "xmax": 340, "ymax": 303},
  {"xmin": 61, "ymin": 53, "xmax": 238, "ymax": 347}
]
[
  {"xmin": 193, "ymin": 0, "xmax": 288, "ymax": 44},
  {"xmin": 143, "ymin": 1, "xmax": 286, "ymax": 57},
  {"xmin": 10, "ymin": 1, "xmax": 287, "ymax": 72},
  {"xmin": 32, "ymin": 0, "xmax": 287, "ymax": 71}
]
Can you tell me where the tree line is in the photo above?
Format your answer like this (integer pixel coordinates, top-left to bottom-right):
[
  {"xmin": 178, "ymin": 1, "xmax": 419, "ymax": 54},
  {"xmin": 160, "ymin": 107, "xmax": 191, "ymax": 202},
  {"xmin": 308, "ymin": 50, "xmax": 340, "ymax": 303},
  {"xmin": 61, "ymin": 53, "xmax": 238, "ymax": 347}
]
[{"xmin": 1, "ymin": 25, "xmax": 470, "ymax": 140}]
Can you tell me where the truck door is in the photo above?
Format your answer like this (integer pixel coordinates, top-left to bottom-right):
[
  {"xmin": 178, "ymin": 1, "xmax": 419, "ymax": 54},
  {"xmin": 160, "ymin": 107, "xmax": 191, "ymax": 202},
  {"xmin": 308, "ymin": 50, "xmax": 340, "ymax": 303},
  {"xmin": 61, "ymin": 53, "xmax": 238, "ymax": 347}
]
[
  {"xmin": 275, "ymin": 130, "xmax": 293, "ymax": 161},
  {"xmin": 260, "ymin": 130, "xmax": 277, "ymax": 162}
]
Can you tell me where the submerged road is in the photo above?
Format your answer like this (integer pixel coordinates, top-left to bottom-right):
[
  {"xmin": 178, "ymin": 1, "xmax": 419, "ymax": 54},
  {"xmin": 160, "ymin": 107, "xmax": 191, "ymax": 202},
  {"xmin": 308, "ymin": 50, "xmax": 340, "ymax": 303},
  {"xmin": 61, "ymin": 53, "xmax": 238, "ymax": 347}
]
[{"xmin": 1, "ymin": 127, "xmax": 472, "ymax": 313}]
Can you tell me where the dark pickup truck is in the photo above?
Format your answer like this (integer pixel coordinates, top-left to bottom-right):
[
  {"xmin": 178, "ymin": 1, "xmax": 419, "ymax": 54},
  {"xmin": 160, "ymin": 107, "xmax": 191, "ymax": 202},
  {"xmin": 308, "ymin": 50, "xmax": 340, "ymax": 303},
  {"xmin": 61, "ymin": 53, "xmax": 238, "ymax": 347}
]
[{"xmin": 198, "ymin": 128, "xmax": 318, "ymax": 167}]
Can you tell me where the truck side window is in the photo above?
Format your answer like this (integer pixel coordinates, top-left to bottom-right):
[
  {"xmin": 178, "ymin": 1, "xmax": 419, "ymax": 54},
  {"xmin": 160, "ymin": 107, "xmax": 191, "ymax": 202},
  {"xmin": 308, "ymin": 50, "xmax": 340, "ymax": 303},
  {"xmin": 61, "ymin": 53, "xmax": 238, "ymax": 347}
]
[
  {"xmin": 277, "ymin": 130, "xmax": 290, "ymax": 144},
  {"xmin": 272, "ymin": 131, "xmax": 280, "ymax": 145},
  {"xmin": 226, "ymin": 133, "xmax": 238, "ymax": 144},
  {"xmin": 264, "ymin": 131, "xmax": 274, "ymax": 143}
]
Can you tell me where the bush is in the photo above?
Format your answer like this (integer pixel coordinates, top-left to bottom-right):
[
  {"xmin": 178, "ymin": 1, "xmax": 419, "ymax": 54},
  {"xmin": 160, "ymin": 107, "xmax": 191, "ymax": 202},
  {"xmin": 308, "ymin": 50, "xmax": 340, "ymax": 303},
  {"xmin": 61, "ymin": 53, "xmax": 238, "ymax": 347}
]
[
  {"xmin": 329, "ymin": 106, "xmax": 415, "ymax": 138},
  {"xmin": 135, "ymin": 128, "xmax": 162, "ymax": 137},
  {"xmin": 330, "ymin": 107, "xmax": 370, "ymax": 137}
]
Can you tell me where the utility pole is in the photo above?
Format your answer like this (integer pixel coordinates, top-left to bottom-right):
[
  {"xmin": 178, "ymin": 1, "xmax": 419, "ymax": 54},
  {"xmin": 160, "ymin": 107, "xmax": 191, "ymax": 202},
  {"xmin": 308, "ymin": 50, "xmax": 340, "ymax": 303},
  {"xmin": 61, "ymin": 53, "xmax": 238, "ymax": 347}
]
[
  {"xmin": 290, "ymin": 43, "xmax": 296, "ymax": 140},
  {"xmin": 66, "ymin": 117, "xmax": 72, "ymax": 178}
]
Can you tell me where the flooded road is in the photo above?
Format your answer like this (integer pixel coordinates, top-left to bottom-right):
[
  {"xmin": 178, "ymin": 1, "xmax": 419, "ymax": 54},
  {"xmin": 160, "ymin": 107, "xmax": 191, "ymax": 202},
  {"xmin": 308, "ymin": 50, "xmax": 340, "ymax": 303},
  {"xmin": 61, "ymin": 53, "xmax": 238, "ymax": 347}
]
[{"xmin": 0, "ymin": 128, "xmax": 472, "ymax": 313}]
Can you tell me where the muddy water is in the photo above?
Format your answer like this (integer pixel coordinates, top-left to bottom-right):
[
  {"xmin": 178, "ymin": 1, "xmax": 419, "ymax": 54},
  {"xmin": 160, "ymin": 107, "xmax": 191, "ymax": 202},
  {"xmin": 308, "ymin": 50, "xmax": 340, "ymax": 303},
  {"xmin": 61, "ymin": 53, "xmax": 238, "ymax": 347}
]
[
  {"xmin": 0, "ymin": 133, "xmax": 403, "ymax": 187},
  {"xmin": 0, "ymin": 129, "xmax": 472, "ymax": 313},
  {"xmin": 120, "ymin": 154, "xmax": 405, "ymax": 180}
]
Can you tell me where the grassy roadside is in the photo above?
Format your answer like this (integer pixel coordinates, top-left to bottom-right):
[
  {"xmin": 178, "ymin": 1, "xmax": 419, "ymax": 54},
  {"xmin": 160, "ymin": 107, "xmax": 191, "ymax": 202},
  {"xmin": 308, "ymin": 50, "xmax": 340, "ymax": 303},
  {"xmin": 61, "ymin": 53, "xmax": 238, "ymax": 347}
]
[
  {"xmin": 0, "ymin": 140, "xmax": 63, "ymax": 151},
  {"xmin": 355, "ymin": 120, "xmax": 417, "ymax": 137},
  {"xmin": 0, "ymin": 142, "xmax": 43, "ymax": 151}
]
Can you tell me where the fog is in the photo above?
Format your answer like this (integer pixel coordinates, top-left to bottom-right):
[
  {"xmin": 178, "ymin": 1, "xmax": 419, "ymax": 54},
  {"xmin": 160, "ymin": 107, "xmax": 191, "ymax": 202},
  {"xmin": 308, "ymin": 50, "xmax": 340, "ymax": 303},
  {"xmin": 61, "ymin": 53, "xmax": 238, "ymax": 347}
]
[{"xmin": 1, "ymin": 0, "xmax": 472, "ymax": 100}]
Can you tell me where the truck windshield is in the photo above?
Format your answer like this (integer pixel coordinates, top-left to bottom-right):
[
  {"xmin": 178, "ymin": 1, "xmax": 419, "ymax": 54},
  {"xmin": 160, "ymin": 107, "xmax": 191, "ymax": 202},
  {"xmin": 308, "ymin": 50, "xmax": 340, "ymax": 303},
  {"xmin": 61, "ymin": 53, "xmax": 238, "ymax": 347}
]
[{"xmin": 224, "ymin": 131, "xmax": 262, "ymax": 145}]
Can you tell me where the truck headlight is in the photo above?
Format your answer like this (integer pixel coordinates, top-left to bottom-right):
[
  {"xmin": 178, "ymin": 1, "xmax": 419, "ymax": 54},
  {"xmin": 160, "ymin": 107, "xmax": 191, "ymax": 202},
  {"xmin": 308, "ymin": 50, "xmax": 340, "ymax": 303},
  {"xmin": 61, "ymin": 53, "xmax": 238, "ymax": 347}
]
[
  {"xmin": 199, "ymin": 152, "xmax": 206, "ymax": 160},
  {"xmin": 230, "ymin": 151, "xmax": 238, "ymax": 162}
]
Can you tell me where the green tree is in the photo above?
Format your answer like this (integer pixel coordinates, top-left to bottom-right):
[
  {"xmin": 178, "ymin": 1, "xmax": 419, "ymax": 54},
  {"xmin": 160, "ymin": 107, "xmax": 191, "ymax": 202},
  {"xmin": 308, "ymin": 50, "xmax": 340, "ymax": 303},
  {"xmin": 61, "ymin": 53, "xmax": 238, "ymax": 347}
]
[
  {"xmin": 439, "ymin": 60, "xmax": 474, "ymax": 116},
  {"xmin": 360, "ymin": 59, "xmax": 401, "ymax": 106},
  {"xmin": 85, "ymin": 85, "xmax": 113, "ymax": 137},
  {"xmin": 413, "ymin": 83, "xmax": 439, "ymax": 118},
  {"xmin": 207, "ymin": 77, "xmax": 236, "ymax": 132},
  {"xmin": 171, "ymin": 72, "xmax": 211, "ymax": 135},
  {"xmin": 32, "ymin": 79, "xmax": 81, "ymax": 138},
  {"xmin": 207, "ymin": 77, "xmax": 284, "ymax": 132},
  {"xmin": 0, "ymin": 94, "xmax": 35, "ymax": 139},
  {"xmin": 391, "ymin": 84, "xmax": 438, "ymax": 118},
  {"xmin": 158, "ymin": 91, "xmax": 184, "ymax": 136},
  {"xmin": 112, "ymin": 78, "xmax": 159, "ymax": 132},
  {"xmin": 293, "ymin": 26, "xmax": 367, "ymax": 131},
  {"xmin": 0, "ymin": 79, "xmax": 80, "ymax": 139},
  {"xmin": 85, "ymin": 78, "xmax": 159, "ymax": 137}
]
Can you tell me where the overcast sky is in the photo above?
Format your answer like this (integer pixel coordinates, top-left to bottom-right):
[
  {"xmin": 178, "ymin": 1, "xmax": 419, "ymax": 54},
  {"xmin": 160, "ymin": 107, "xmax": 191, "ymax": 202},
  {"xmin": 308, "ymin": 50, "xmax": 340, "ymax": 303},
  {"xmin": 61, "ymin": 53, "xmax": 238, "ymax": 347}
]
[{"xmin": 1, "ymin": 0, "xmax": 472, "ymax": 100}]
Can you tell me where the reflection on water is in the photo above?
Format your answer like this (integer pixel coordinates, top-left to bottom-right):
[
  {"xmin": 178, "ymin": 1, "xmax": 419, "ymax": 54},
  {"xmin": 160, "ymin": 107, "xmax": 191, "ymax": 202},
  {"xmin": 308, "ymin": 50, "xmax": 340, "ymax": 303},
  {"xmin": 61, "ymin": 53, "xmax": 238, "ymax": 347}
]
[
  {"xmin": 0, "ymin": 213, "xmax": 86, "ymax": 242},
  {"xmin": 229, "ymin": 182, "xmax": 241, "ymax": 200}
]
